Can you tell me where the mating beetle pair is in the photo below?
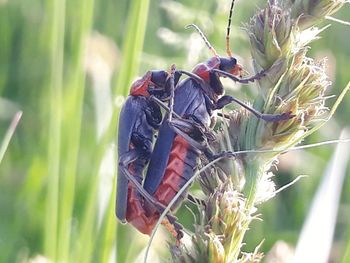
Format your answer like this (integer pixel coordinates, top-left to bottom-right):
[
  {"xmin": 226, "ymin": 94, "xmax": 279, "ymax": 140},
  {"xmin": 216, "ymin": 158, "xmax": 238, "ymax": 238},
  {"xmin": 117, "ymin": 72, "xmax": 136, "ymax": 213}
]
[{"xmin": 116, "ymin": 0, "xmax": 293, "ymax": 238}]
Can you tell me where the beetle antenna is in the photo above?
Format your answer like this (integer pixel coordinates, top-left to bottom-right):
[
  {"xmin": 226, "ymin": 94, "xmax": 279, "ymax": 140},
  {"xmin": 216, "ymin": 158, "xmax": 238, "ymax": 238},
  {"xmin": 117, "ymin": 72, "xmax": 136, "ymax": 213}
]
[
  {"xmin": 185, "ymin": 24, "xmax": 218, "ymax": 57},
  {"xmin": 226, "ymin": 0, "xmax": 235, "ymax": 57}
]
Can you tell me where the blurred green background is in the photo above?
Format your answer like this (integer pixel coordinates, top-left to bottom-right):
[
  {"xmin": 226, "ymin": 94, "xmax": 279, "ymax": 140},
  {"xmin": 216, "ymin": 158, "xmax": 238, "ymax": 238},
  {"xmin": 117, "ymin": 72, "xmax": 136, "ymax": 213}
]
[{"xmin": 0, "ymin": 0, "xmax": 349, "ymax": 262}]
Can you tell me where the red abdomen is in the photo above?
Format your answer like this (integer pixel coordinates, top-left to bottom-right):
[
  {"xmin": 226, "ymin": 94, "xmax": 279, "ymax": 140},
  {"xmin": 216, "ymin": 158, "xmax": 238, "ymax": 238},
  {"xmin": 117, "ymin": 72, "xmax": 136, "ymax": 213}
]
[
  {"xmin": 125, "ymin": 135, "xmax": 198, "ymax": 235},
  {"xmin": 154, "ymin": 135, "xmax": 197, "ymax": 209}
]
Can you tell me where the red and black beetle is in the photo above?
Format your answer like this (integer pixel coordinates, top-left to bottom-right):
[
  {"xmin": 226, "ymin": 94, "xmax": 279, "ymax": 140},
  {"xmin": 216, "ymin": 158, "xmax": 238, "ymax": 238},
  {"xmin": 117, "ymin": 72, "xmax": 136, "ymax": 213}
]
[
  {"xmin": 116, "ymin": 66, "xmax": 182, "ymax": 228},
  {"xmin": 116, "ymin": 65, "xmax": 202, "ymax": 235},
  {"xmin": 116, "ymin": 0, "xmax": 294, "ymax": 238}
]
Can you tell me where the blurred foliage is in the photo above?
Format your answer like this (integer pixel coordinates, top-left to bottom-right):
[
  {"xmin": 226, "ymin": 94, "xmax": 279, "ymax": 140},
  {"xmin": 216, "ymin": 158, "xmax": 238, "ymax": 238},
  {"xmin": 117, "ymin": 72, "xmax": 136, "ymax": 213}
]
[{"xmin": 0, "ymin": 0, "xmax": 349, "ymax": 262}]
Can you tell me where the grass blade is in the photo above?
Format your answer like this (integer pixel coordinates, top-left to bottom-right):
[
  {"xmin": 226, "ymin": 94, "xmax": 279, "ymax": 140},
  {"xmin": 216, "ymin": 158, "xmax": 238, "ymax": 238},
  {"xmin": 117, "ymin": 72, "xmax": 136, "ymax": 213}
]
[
  {"xmin": 115, "ymin": 0, "xmax": 150, "ymax": 95},
  {"xmin": 294, "ymin": 129, "xmax": 350, "ymax": 262},
  {"xmin": 0, "ymin": 111, "xmax": 22, "ymax": 165},
  {"xmin": 44, "ymin": 0, "xmax": 66, "ymax": 259}
]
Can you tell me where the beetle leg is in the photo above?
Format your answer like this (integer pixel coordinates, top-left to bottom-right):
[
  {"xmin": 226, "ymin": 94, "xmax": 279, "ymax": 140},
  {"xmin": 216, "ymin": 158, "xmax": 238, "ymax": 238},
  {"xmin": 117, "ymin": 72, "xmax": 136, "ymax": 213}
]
[
  {"xmin": 164, "ymin": 216, "xmax": 184, "ymax": 240},
  {"xmin": 145, "ymin": 100, "xmax": 162, "ymax": 129},
  {"xmin": 216, "ymin": 95, "xmax": 295, "ymax": 122},
  {"xmin": 119, "ymin": 150, "xmax": 168, "ymax": 212},
  {"xmin": 176, "ymin": 70, "xmax": 206, "ymax": 85},
  {"xmin": 149, "ymin": 95, "xmax": 181, "ymax": 119},
  {"xmin": 162, "ymin": 69, "xmax": 293, "ymax": 122},
  {"xmin": 169, "ymin": 122, "xmax": 235, "ymax": 161},
  {"xmin": 149, "ymin": 95, "xmax": 216, "ymax": 140},
  {"xmin": 168, "ymin": 68, "xmax": 212, "ymax": 123},
  {"xmin": 212, "ymin": 68, "xmax": 266, "ymax": 83},
  {"xmin": 150, "ymin": 96, "xmax": 216, "ymax": 148},
  {"xmin": 176, "ymin": 70, "xmax": 217, "ymax": 98},
  {"xmin": 168, "ymin": 64, "xmax": 176, "ymax": 123},
  {"xmin": 167, "ymin": 117, "xmax": 236, "ymax": 161},
  {"xmin": 167, "ymin": 118, "xmax": 209, "ymax": 153},
  {"xmin": 119, "ymin": 151, "xmax": 182, "ymax": 230}
]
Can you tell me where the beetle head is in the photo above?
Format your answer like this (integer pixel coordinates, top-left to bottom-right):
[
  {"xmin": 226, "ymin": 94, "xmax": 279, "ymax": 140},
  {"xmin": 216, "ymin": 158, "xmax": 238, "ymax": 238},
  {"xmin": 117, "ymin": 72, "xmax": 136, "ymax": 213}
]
[
  {"xmin": 130, "ymin": 71, "xmax": 152, "ymax": 96},
  {"xmin": 219, "ymin": 57, "xmax": 243, "ymax": 78},
  {"xmin": 130, "ymin": 70, "xmax": 181, "ymax": 98},
  {"xmin": 148, "ymin": 70, "xmax": 181, "ymax": 100},
  {"xmin": 150, "ymin": 70, "xmax": 168, "ymax": 88}
]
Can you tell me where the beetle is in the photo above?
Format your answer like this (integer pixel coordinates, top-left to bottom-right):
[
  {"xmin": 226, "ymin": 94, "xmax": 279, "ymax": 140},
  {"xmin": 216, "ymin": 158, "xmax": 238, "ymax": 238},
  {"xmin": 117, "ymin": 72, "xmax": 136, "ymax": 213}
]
[
  {"xmin": 116, "ymin": 0, "xmax": 294, "ymax": 238},
  {"xmin": 116, "ymin": 66, "xmax": 181, "ymax": 230},
  {"xmin": 116, "ymin": 65, "xmax": 209, "ymax": 235}
]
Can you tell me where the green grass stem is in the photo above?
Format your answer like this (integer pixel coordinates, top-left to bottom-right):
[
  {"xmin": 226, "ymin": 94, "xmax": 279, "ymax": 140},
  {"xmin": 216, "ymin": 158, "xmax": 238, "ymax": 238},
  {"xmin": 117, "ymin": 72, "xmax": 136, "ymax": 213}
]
[{"xmin": 44, "ymin": 0, "xmax": 66, "ymax": 259}]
